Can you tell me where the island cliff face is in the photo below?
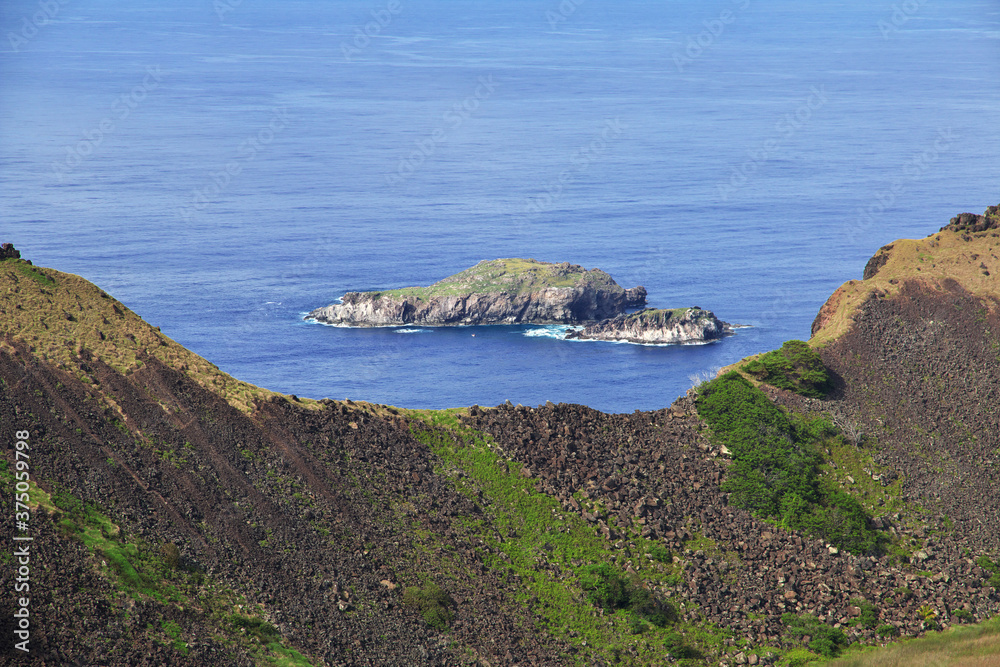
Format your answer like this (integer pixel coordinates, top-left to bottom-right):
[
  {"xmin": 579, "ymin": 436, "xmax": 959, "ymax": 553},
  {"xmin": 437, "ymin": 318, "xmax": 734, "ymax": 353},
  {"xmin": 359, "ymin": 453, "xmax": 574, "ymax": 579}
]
[
  {"xmin": 307, "ymin": 258, "xmax": 647, "ymax": 326},
  {"xmin": 567, "ymin": 307, "xmax": 731, "ymax": 344}
]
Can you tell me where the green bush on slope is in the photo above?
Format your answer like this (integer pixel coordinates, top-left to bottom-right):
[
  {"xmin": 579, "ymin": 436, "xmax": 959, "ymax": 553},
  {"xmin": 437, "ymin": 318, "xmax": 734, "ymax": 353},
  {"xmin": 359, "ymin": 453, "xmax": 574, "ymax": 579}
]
[
  {"xmin": 781, "ymin": 613, "xmax": 850, "ymax": 658},
  {"xmin": 402, "ymin": 582, "xmax": 455, "ymax": 630},
  {"xmin": 743, "ymin": 340, "xmax": 832, "ymax": 398},
  {"xmin": 580, "ymin": 563, "xmax": 678, "ymax": 628},
  {"xmin": 696, "ymin": 371, "xmax": 881, "ymax": 554}
]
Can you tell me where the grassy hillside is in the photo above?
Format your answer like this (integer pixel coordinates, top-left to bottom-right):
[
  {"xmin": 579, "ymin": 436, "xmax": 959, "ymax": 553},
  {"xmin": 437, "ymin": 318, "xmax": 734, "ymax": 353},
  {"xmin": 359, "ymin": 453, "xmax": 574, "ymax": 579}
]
[
  {"xmin": 378, "ymin": 258, "xmax": 624, "ymax": 300},
  {"xmin": 819, "ymin": 616, "xmax": 1000, "ymax": 666},
  {"xmin": 0, "ymin": 257, "xmax": 293, "ymax": 414},
  {"xmin": 810, "ymin": 206, "xmax": 1000, "ymax": 346}
]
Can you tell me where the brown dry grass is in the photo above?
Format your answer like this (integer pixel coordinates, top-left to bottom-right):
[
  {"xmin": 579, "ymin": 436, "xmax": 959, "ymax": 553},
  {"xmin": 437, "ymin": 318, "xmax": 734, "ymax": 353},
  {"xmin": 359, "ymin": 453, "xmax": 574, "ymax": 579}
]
[
  {"xmin": 0, "ymin": 259, "xmax": 321, "ymax": 414},
  {"xmin": 820, "ymin": 618, "xmax": 1000, "ymax": 667},
  {"xmin": 810, "ymin": 227, "xmax": 1000, "ymax": 346}
]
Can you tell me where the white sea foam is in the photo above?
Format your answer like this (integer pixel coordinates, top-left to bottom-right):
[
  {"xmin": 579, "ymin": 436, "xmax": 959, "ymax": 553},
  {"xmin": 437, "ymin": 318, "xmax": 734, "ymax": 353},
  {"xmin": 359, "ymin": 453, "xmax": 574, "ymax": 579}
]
[
  {"xmin": 521, "ymin": 324, "xmax": 724, "ymax": 347},
  {"xmin": 521, "ymin": 325, "xmax": 581, "ymax": 340},
  {"xmin": 395, "ymin": 328, "xmax": 430, "ymax": 334}
]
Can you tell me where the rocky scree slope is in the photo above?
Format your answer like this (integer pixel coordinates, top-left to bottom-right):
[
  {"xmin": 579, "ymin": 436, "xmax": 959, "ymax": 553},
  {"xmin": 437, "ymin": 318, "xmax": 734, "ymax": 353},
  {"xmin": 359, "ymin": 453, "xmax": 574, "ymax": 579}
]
[
  {"xmin": 306, "ymin": 258, "xmax": 647, "ymax": 326},
  {"xmin": 804, "ymin": 204, "xmax": 1000, "ymax": 555}
]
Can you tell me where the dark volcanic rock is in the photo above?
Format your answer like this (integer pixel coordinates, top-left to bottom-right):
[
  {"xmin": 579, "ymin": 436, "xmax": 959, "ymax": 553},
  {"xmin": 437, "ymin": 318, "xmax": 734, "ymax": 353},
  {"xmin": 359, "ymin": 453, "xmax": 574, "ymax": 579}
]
[
  {"xmin": 862, "ymin": 245, "xmax": 892, "ymax": 280},
  {"xmin": 1, "ymin": 242, "xmax": 21, "ymax": 260},
  {"xmin": 940, "ymin": 205, "xmax": 1000, "ymax": 234}
]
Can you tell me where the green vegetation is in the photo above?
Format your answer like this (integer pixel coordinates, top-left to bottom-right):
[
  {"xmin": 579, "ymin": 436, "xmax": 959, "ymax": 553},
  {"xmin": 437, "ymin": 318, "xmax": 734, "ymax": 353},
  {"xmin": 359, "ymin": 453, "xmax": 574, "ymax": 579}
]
[
  {"xmin": 696, "ymin": 372, "xmax": 881, "ymax": 554},
  {"xmin": 1, "ymin": 257, "xmax": 57, "ymax": 286},
  {"xmin": 625, "ymin": 308, "xmax": 705, "ymax": 324},
  {"xmin": 379, "ymin": 258, "xmax": 620, "ymax": 300},
  {"xmin": 975, "ymin": 555, "xmax": 1000, "ymax": 589},
  {"xmin": 161, "ymin": 620, "xmax": 188, "ymax": 655},
  {"xmin": 403, "ymin": 408, "xmax": 727, "ymax": 665},
  {"xmin": 580, "ymin": 563, "xmax": 678, "ymax": 629},
  {"xmin": 402, "ymin": 582, "xmax": 455, "ymax": 630},
  {"xmin": 782, "ymin": 613, "xmax": 850, "ymax": 658},
  {"xmin": 876, "ymin": 624, "xmax": 899, "ymax": 638},
  {"xmin": 743, "ymin": 340, "xmax": 832, "ymax": 398},
  {"xmin": 848, "ymin": 599, "xmax": 879, "ymax": 630}
]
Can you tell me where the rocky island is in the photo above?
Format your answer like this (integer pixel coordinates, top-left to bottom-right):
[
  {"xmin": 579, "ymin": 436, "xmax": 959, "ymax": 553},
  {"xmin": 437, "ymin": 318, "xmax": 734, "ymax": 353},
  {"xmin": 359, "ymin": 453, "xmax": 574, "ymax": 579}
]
[
  {"xmin": 306, "ymin": 258, "xmax": 647, "ymax": 326},
  {"xmin": 566, "ymin": 307, "xmax": 732, "ymax": 344}
]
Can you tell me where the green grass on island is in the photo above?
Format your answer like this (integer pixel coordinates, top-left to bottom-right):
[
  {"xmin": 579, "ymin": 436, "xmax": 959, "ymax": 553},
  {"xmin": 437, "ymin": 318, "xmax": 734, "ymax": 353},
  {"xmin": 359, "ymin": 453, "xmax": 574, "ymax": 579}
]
[
  {"xmin": 374, "ymin": 258, "xmax": 623, "ymax": 301},
  {"xmin": 621, "ymin": 308, "xmax": 712, "ymax": 324}
]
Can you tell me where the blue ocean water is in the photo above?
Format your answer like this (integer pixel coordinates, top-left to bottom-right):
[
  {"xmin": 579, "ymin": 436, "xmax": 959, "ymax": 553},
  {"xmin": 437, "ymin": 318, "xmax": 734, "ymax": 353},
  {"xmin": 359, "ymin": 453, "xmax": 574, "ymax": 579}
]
[{"xmin": 2, "ymin": 0, "xmax": 998, "ymax": 412}]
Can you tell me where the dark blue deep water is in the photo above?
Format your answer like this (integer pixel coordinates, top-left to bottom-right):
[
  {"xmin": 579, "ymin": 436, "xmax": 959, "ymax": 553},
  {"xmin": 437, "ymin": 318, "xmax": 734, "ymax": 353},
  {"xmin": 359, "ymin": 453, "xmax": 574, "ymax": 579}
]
[{"xmin": 2, "ymin": 0, "xmax": 998, "ymax": 412}]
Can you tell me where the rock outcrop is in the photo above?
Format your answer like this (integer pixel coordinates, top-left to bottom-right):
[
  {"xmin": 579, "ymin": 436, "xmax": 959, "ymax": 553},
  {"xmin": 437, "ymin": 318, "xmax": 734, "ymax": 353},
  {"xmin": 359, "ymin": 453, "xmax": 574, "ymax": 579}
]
[
  {"xmin": 1, "ymin": 242, "xmax": 21, "ymax": 260},
  {"xmin": 567, "ymin": 307, "xmax": 731, "ymax": 344},
  {"xmin": 307, "ymin": 258, "xmax": 646, "ymax": 326},
  {"xmin": 940, "ymin": 205, "xmax": 1000, "ymax": 234}
]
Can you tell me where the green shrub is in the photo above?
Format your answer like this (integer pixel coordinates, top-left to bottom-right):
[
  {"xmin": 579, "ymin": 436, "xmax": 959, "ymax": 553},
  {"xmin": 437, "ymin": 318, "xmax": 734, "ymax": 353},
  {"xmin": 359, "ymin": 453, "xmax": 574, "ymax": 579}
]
[
  {"xmin": 782, "ymin": 613, "xmax": 850, "ymax": 658},
  {"xmin": 580, "ymin": 563, "xmax": 677, "ymax": 627},
  {"xmin": 849, "ymin": 598, "xmax": 879, "ymax": 629},
  {"xmin": 876, "ymin": 623, "xmax": 899, "ymax": 637},
  {"xmin": 953, "ymin": 609, "xmax": 973, "ymax": 623},
  {"xmin": 696, "ymin": 372, "xmax": 881, "ymax": 554},
  {"xmin": 649, "ymin": 543, "xmax": 672, "ymax": 564},
  {"xmin": 975, "ymin": 555, "xmax": 1000, "ymax": 588},
  {"xmin": 228, "ymin": 614, "xmax": 280, "ymax": 642},
  {"xmin": 628, "ymin": 615, "xmax": 649, "ymax": 635},
  {"xmin": 662, "ymin": 629, "xmax": 703, "ymax": 660},
  {"xmin": 402, "ymin": 583, "xmax": 454, "ymax": 630},
  {"xmin": 743, "ymin": 340, "xmax": 832, "ymax": 398}
]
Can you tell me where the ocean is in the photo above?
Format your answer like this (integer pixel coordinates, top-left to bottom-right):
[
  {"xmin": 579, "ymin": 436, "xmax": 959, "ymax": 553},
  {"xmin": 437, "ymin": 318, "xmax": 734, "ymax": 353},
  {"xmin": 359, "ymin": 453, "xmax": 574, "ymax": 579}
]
[{"xmin": 2, "ymin": 0, "xmax": 998, "ymax": 412}]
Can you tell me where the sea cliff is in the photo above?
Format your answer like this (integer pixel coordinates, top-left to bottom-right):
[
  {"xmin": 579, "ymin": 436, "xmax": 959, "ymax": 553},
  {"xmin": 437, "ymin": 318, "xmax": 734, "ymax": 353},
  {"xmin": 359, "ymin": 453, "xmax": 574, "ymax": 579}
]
[
  {"xmin": 566, "ymin": 307, "xmax": 731, "ymax": 344},
  {"xmin": 307, "ymin": 258, "xmax": 646, "ymax": 326}
]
